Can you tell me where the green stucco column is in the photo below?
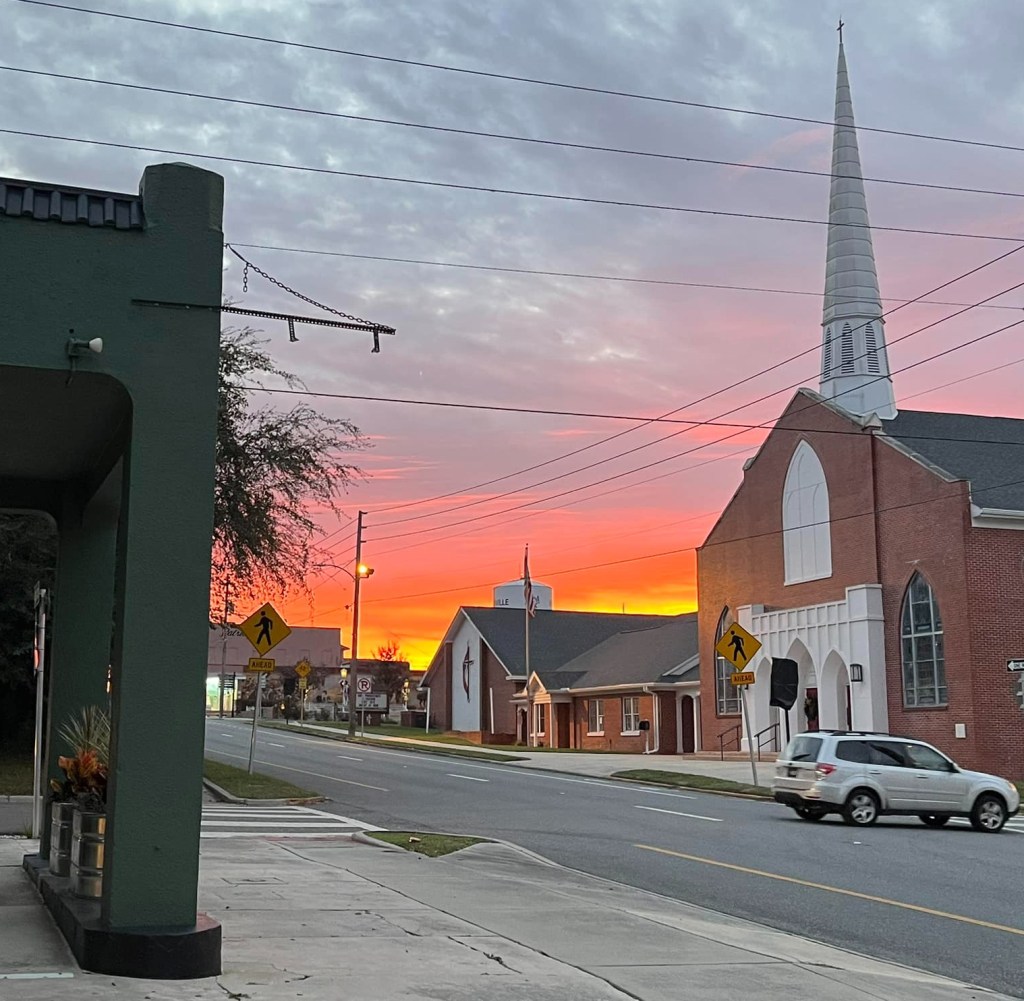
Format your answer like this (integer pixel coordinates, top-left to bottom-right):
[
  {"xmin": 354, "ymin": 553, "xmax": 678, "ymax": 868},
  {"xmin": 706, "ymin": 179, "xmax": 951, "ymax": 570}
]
[{"xmin": 41, "ymin": 480, "xmax": 120, "ymax": 858}]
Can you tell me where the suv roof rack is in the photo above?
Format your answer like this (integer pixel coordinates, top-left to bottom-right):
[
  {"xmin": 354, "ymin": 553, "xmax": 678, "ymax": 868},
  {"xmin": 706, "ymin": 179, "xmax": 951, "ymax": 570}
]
[{"xmin": 816, "ymin": 729, "xmax": 890, "ymax": 737}]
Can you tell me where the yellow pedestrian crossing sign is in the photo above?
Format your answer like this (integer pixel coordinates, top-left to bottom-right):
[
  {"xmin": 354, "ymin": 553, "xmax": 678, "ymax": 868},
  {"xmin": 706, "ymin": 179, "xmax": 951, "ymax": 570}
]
[
  {"xmin": 715, "ymin": 622, "xmax": 761, "ymax": 671},
  {"xmin": 239, "ymin": 602, "xmax": 291, "ymax": 655}
]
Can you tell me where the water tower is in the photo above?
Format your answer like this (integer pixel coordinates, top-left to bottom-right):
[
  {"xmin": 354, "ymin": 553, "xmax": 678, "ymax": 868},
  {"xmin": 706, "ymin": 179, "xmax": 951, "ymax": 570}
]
[{"xmin": 493, "ymin": 578, "xmax": 553, "ymax": 611}]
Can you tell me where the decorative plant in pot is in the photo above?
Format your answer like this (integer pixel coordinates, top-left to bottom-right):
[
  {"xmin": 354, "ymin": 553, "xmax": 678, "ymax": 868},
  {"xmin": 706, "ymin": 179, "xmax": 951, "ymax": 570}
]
[{"xmin": 48, "ymin": 707, "xmax": 109, "ymax": 893}]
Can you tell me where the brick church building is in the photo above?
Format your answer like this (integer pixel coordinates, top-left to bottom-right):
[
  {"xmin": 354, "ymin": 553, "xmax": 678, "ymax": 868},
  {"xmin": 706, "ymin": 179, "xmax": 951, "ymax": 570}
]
[{"xmin": 698, "ymin": 41, "xmax": 1024, "ymax": 779}]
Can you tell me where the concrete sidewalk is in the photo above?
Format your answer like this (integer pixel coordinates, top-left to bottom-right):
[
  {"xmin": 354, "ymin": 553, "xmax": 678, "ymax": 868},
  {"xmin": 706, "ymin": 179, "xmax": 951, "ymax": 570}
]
[
  {"xmin": 271, "ymin": 719, "xmax": 770, "ymax": 786},
  {"xmin": 1, "ymin": 831, "xmax": 1008, "ymax": 1000}
]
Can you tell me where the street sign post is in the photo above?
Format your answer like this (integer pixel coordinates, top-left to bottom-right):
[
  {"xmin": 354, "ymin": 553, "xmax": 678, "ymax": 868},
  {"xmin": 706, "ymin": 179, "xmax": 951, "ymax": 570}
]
[
  {"xmin": 714, "ymin": 622, "xmax": 762, "ymax": 786},
  {"xmin": 356, "ymin": 676, "xmax": 372, "ymax": 694},
  {"xmin": 355, "ymin": 692, "xmax": 388, "ymax": 711},
  {"xmin": 295, "ymin": 659, "xmax": 311, "ymax": 678},
  {"xmin": 241, "ymin": 603, "xmax": 290, "ymax": 774}
]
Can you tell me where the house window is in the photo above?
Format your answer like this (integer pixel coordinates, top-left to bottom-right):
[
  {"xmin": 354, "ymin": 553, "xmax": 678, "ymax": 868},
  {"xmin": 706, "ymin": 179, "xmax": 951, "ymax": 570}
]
[
  {"xmin": 901, "ymin": 573, "xmax": 947, "ymax": 707},
  {"xmin": 587, "ymin": 699, "xmax": 604, "ymax": 734},
  {"xmin": 622, "ymin": 696, "xmax": 640, "ymax": 733},
  {"xmin": 715, "ymin": 608, "xmax": 741, "ymax": 715},
  {"xmin": 534, "ymin": 703, "xmax": 546, "ymax": 735},
  {"xmin": 782, "ymin": 441, "xmax": 832, "ymax": 584}
]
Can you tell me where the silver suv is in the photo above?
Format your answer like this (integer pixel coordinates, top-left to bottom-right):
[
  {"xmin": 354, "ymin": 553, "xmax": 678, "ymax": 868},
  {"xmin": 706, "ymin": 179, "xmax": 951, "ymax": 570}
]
[{"xmin": 772, "ymin": 731, "xmax": 1020, "ymax": 832}]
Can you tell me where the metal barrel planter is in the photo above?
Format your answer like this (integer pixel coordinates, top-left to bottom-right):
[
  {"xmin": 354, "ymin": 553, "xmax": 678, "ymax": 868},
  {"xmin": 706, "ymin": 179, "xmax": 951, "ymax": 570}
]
[
  {"xmin": 48, "ymin": 802, "xmax": 76, "ymax": 877},
  {"xmin": 70, "ymin": 811, "xmax": 106, "ymax": 899}
]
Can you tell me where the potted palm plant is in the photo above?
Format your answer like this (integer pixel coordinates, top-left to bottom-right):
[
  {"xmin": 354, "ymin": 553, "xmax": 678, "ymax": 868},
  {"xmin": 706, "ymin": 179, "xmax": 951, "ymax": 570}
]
[{"xmin": 49, "ymin": 707, "xmax": 109, "ymax": 896}]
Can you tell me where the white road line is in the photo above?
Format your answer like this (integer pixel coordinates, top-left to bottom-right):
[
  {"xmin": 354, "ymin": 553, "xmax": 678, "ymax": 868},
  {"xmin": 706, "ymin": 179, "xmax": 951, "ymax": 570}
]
[
  {"xmin": 218, "ymin": 733, "xmax": 235, "ymax": 738},
  {"xmin": 208, "ymin": 749, "xmax": 389, "ymax": 792},
  {"xmin": 201, "ymin": 820, "xmax": 356, "ymax": 828},
  {"xmin": 336, "ymin": 754, "xmax": 364, "ymax": 761},
  {"xmin": 635, "ymin": 805, "xmax": 723, "ymax": 823},
  {"xmin": 447, "ymin": 773, "xmax": 489, "ymax": 783},
  {"xmin": 268, "ymin": 742, "xmax": 285, "ymax": 748},
  {"xmin": 638, "ymin": 789, "xmax": 698, "ymax": 801},
  {"xmin": 0, "ymin": 973, "xmax": 74, "ymax": 981}
]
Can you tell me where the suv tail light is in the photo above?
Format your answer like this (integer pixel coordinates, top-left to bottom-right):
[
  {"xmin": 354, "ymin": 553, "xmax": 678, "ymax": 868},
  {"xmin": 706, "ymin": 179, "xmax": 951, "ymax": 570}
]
[{"xmin": 815, "ymin": 763, "xmax": 836, "ymax": 779}]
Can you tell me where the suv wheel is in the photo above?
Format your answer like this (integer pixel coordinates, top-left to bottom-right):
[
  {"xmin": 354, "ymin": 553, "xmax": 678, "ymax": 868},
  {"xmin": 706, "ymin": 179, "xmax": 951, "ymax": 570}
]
[
  {"xmin": 970, "ymin": 793, "xmax": 1007, "ymax": 833},
  {"xmin": 842, "ymin": 789, "xmax": 879, "ymax": 826},
  {"xmin": 918, "ymin": 814, "xmax": 949, "ymax": 827},
  {"xmin": 794, "ymin": 806, "xmax": 826, "ymax": 822}
]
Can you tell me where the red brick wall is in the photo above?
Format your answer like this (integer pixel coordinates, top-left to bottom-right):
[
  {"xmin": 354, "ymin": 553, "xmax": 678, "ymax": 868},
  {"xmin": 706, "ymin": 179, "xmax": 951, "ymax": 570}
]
[
  {"xmin": 697, "ymin": 391, "xmax": 1024, "ymax": 778},
  {"xmin": 570, "ymin": 693, "xmax": 655, "ymax": 752}
]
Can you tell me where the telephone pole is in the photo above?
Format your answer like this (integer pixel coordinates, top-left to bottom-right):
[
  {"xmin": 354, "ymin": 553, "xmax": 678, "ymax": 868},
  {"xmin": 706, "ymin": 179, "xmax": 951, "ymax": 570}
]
[{"xmin": 348, "ymin": 511, "xmax": 366, "ymax": 737}]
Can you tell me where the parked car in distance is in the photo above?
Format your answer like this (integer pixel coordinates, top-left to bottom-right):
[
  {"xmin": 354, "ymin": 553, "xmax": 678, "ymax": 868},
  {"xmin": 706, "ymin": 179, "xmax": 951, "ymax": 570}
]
[{"xmin": 772, "ymin": 731, "xmax": 1020, "ymax": 832}]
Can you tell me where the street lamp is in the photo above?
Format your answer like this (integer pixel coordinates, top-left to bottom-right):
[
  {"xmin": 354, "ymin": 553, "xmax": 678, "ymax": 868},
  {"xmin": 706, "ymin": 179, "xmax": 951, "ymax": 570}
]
[{"xmin": 348, "ymin": 556, "xmax": 373, "ymax": 737}]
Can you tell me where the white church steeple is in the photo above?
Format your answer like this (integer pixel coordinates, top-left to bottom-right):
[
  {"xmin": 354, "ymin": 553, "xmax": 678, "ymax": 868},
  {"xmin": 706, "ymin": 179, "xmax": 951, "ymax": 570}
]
[{"xmin": 819, "ymin": 35, "xmax": 897, "ymax": 420}]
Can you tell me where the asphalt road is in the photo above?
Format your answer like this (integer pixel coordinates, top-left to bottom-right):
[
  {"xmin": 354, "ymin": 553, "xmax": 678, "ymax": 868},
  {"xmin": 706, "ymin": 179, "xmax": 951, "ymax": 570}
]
[{"xmin": 206, "ymin": 719, "xmax": 1024, "ymax": 997}]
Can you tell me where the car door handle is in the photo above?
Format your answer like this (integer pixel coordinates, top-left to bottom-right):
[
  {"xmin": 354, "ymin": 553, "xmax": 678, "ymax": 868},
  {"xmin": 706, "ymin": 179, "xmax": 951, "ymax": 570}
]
[
  {"xmin": 867, "ymin": 769, "xmax": 882, "ymax": 775},
  {"xmin": 916, "ymin": 774, "xmax": 930, "ymax": 779}
]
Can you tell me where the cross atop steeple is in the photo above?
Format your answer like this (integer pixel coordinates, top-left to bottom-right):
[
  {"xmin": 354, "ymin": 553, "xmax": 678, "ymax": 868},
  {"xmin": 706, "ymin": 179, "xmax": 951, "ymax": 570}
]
[
  {"xmin": 818, "ymin": 34, "xmax": 897, "ymax": 420},
  {"xmin": 837, "ymin": 18, "xmax": 844, "ymax": 44}
]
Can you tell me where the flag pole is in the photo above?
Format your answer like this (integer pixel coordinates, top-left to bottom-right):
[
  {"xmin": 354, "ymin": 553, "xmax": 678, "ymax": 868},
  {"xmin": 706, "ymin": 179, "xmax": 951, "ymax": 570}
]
[{"xmin": 524, "ymin": 544, "xmax": 532, "ymax": 746}]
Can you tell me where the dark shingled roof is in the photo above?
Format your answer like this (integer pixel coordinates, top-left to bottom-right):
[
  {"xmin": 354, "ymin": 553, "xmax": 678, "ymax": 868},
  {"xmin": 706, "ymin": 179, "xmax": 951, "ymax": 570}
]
[
  {"xmin": 882, "ymin": 409, "xmax": 1024, "ymax": 511},
  {"xmin": 0, "ymin": 177, "xmax": 143, "ymax": 229},
  {"xmin": 552, "ymin": 614, "xmax": 699, "ymax": 689},
  {"xmin": 461, "ymin": 607, "xmax": 674, "ymax": 680}
]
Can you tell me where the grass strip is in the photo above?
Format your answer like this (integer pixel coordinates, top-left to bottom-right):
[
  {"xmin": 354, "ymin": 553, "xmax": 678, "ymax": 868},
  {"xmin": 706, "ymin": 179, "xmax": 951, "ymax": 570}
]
[
  {"xmin": 0, "ymin": 752, "xmax": 34, "ymax": 795},
  {"xmin": 261, "ymin": 721, "xmax": 526, "ymax": 762},
  {"xmin": 369, "ymin": 831, "xmax": 486, "ymax": 858},
  {"xmin": 203, "ymin": 758, "xmax": 319, "ymax": 801},
  {"xmin": 612, "ymin": 768, "xmax": 771, "ymax": 798}
]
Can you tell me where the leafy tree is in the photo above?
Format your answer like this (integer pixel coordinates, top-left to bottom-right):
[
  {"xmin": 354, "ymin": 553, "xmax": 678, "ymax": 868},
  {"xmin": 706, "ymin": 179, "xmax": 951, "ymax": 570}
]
[
  {"xmin": 213, "ymin": 328, "xmax": 368, "ymax": 606},
  {"xmin": 375, "ymin": 661, "xmax": 410, "ymax": 705},
  {"xmin": 376, "ymin": 641, "xmax": 404, "ymax": 662}
]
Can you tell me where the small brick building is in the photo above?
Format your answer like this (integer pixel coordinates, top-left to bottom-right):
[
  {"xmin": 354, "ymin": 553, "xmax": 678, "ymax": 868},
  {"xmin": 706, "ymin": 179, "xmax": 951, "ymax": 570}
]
[
  {"xmin": 419, "ymin": 607, "xmax": 700, "ymax": 751},
  {"xmin": 697, "ymin": 40, "xmax": 1024, "ymax": 779}
]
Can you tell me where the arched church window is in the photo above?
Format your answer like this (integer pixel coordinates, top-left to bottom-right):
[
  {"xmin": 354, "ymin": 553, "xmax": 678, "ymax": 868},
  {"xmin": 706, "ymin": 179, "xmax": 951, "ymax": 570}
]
[
  {"xmin": 900, "ymin": 573, "xmax": 947, "ymax": 707},
  {"xmin": 715, "ymin": 608, "xmax": 741, "ymax": 715},
  {"xmin": 839, "ymin": 321, "xmax": 855, "ymax": 374},
  {"xmin": 782, "ymin": 441, "xmax": 832, "ymax": 584}
]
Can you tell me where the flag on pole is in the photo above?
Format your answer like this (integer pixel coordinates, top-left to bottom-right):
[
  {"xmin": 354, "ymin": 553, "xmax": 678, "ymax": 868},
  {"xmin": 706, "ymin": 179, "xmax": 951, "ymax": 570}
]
[{"xmin": 523, "ymin": 546, "xmax": 537, "ymax": 617}]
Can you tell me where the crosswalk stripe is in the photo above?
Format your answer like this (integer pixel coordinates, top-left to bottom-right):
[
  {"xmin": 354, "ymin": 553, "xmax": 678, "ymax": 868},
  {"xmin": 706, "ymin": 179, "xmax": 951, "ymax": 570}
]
[{"xmin": 200, "ymin": 804, "xmax": 377, "ymax": 838}]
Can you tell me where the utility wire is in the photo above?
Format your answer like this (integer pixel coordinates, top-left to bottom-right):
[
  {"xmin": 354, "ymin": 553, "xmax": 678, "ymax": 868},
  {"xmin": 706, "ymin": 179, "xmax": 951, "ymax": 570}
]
[
  {"xmin": 3, "ymin": 127, "xmax": 1022, "ymax": 244},
  {"xmin": 5, "ymin": 64, "xmax": 1024, "ymax": 204},
  {"xmin": 365, "ymin": 301, "xmax": 1024, "ymax": 543},
  {"xmin": 353, "ymin": 469, "xmax": 1024, "ymax": 608},
  {"xmin": 233, "ymin": 244, "xmax": 1024, "ymax": 312},
  {"xmin": 15, "ymin": 0, "xmax": 1024, "ymax": 157}
]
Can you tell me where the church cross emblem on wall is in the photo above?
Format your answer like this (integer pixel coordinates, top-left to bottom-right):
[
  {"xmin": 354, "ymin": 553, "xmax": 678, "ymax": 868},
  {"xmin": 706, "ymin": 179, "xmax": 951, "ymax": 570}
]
[{"xmin": 462, "ymin": 645, "xmax": 474, "ymax": 702}]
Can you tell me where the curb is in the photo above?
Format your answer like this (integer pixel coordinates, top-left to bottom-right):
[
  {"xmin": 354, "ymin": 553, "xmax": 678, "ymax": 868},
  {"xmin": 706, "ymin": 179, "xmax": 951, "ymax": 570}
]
[
  {"xmin": 0, "ymin": 795, "xmax": 33, "ymax": 804},
  {"xmin": 351, "ymin": 829, "xmax": 555, "ymax": 866},
  {"xmin": 608, "ymin": 775, "xmax": 772, "ymax": 801},
  {"xmin": 201, "ymin": 777, "xmax": 325, "ymax": 807}
]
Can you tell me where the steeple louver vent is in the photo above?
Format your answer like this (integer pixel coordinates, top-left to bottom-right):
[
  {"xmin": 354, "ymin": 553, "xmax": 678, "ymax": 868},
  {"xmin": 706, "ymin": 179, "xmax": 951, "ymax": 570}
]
[
  {"xmin": 865, "ymin": 322, "xmax": 880, "ymax": 373},
  {"xmin": 823, "ymin": 326, "xmax": 833, "ymax": 378},
  {"xmin": 839, "ymin": 322, "xmax": 855, "ymax": 374}
]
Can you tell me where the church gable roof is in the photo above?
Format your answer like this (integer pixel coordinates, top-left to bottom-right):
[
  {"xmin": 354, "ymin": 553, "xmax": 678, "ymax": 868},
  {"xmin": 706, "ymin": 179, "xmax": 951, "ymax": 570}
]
[
  {"xmin": 461, "ymin": 607, "xmax": 675, "ymax": 680},
  {"xmin": 549, "ymin": 614, "xmax": 699, "ymax": 690},
  {"xmin": 881, "ymin": 410, "xmax": 1024, "ymax": 511}
]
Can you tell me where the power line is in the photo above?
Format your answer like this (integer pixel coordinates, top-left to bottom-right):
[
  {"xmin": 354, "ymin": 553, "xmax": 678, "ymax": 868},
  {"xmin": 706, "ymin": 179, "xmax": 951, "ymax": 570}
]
[
  {"xmin": 356, "ymin": 469, "xmax": 1024, "ymax": 607},
  {"xmin": 6, "ymin": 64, "xmax": 1024, "ymax": 204},
  {"xmin": 334, "ymin": 242, "xmax": 1024, "ymax": 523},
  {"xmin": 251, "ymin": 267, "xmax": 1024, "ymax": 538},
  {"xmin": 233, "ymin": 244, "xmax": 1024, "ymax": 312},
  {"xmin": 900, "ymin": 354, "xmax": 1024, "ymax": 403},
  {"xmin": 3, "ymin": 127, "xmax": 1023, "ymax": 244},
  {"xmin": 365, "ymin": 302, "xmax": 1024, "ymax": 544},
  {"xmin": 15, "ymin": 0, "xmax": 1024, "ymax": 157}
]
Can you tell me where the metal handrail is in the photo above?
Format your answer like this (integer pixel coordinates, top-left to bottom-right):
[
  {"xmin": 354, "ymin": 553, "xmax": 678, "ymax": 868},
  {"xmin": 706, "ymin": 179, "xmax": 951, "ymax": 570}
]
[
  {"xmin": 755, "ymin": 722, "xmax": 780, "ymax": 761},
  {"xmin": 717, "ymin": 723, "xmax": 742, "ymax": 760}
]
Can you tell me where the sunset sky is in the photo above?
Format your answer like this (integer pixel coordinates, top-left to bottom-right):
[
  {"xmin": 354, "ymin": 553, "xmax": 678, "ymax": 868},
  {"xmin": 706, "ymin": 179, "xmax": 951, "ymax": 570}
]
[{"xmin": 6, "ymin": 0, "xmax": 1024, "ymax": 669}]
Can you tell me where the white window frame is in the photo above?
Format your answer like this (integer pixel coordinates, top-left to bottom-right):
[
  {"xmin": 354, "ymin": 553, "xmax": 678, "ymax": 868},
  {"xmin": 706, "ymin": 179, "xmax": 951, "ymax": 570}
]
[
  {"xmin": 621, "ymin": 696, "xmax": 640, "ymax": 734},
  {"xmin": 900, "ymin": 573, "xmax": 947, "ymax": 708},
  {"xmin": 534, "ymin": 703, "xmax": 546, "ymax": 736},
  {"xmin": 587, "ymin": 699, "xmax": 604, "ymax": 735},
  {"xmin": 782, "ymin": 440, "xmax": 832, "ymax": 585},
  {"xmin": 715, "ymin": 608, "xmax": 741, "ymax": 716}
]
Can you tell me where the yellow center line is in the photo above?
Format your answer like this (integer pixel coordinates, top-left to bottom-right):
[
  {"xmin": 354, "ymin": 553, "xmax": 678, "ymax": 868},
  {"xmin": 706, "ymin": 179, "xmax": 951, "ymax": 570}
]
[{"xmin": 635, "ymin": 844, "xmax": 1024, "ymax": 937}]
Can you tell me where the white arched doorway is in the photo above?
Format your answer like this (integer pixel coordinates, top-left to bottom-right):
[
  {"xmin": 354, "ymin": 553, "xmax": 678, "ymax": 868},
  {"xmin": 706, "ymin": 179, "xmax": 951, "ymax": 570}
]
[
  {"xmin": 786, "ymin": 638, "xmax": 817, "ymax": 736},
  {"xmin": 818, "ymin": 651, "xmax": 851, "ymax": 731}
]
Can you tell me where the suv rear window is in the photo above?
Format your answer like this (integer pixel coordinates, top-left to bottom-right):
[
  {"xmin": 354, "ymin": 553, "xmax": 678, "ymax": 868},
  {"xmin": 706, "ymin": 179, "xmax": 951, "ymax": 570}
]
[
  {"xmin": 835, "ymin": 740, "xmax": 872, "ymax": 763},
  {"xmin": 784, "ymin": 735, "xmax": 822, "ymax": 762}
]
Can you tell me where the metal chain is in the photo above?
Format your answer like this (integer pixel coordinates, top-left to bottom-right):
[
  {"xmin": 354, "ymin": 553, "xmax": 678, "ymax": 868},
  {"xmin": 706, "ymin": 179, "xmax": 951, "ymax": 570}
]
[{"xmin": 226, "ymin": 244, "xmax": 386, "ymax": 330}]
